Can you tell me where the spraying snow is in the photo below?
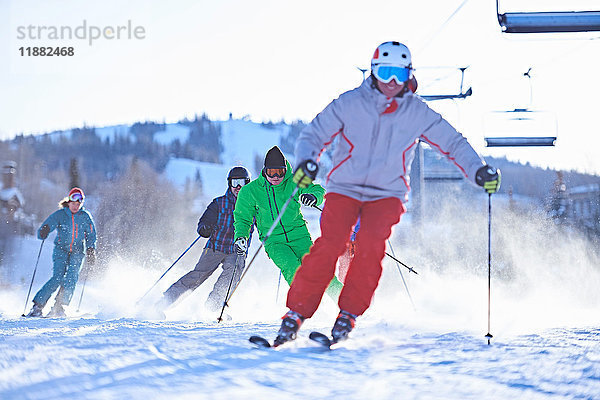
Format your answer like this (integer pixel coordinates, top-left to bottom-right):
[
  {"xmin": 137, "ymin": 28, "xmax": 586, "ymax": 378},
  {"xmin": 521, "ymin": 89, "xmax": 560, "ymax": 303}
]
[{"xmin": 1, "ymin": 196, "xmax": 598, "ymax": 399}]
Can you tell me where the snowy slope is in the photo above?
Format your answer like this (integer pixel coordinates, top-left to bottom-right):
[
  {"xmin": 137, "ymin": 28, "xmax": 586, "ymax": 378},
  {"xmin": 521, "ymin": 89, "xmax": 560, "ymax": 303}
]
[
  {"xmin": 163, "ymin": 158, "xmax": 230, "ymax": 201},
  {"xmin": 219, "ymin": 119, "xmax": 291, "ymax": 171},
  {"xmin": 163, "ymin": 119, "xmax": 292, "ymax": 202},
  {"xmin": 154, "ymin": 124, "xmax": 190, "ymax": 145},
  {"xmin": 0, "ymin": 316, "xmax": 597, "ymax": 400}
]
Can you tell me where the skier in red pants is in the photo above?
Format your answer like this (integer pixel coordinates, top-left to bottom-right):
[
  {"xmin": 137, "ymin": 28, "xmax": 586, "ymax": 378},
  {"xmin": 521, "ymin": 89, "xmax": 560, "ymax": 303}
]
[{"xmin": 274, "ymin": 41, "xmax": 501, "ymax": 345}]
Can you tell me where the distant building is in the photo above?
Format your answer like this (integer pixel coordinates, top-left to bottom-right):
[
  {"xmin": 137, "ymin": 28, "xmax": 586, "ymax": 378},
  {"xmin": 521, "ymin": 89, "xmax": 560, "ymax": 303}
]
[
  {"xmin": 1, "ymin": 161, "xmax": 35, "ymax": 285},
  {"xmin": 1, "ymin": 161, "xmax": 25, "ymax": 220},
  {"xmin": 567, "ymin": 183, "xmax": 600, "ymax": 236}
]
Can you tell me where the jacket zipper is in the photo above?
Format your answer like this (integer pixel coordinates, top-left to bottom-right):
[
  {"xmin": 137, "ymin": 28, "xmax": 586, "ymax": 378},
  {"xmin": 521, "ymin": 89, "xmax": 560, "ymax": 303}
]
[
  {"xmin": 265, "ymin": 184, "xmax": 290, "ymax": 242},
  {"xmin": 70, "ymin": 213, "xmax": 75, "ymax": 252},
  {"xmin": 362, "ymin": 105, "xmax": 382, "ymax": 189},
  {"xmin": 271, "ymin": 187, "xmax": 290, "ymax": 242}
]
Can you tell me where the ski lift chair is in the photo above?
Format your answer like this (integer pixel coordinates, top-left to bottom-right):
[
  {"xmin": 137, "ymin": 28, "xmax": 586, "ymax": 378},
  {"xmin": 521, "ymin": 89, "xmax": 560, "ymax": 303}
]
[
  {"xmin": 496, "ymin": 0, "xmax": 600, "ymax": 33},
  {"xmin": 484, "ymin": 108, "xmax": 557, "ymax": 147},
  {"xmin": 419, "ymin": 67, "xmax": 473, "ymax": 101}
]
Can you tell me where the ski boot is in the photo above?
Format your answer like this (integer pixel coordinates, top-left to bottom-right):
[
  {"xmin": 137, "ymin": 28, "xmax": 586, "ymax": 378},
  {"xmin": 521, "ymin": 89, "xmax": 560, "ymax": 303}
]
[
  {"xmin": 331, "ymin": 310, "xmax": 356, "ymax": 343},
  {"xmin": 274, "ymin": 310, "xmax": 305, "ymax": 346},
  {"xmin": 26, "ymin": 302, "xmax": 43, "ymax": 317},
  {"xmin": 47, "ymin": 303, "xmax": 66, "ymax": 318}
]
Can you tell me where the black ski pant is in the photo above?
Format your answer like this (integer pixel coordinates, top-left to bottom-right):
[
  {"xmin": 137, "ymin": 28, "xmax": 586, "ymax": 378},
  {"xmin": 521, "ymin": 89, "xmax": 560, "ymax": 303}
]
[{"xmin": 163, "ymin": 248, "xmax": 240, "ymax": 311}]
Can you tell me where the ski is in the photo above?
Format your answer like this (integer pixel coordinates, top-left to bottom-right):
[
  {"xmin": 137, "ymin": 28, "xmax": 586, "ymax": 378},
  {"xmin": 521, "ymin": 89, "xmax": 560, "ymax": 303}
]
[
  {"xmin": 309, "ymin": 331, "xmax": 334, "ymax": 349},
  {"xmin": 21, "ymin": 312, "xmax": 94, "ymax": 319},
  {"xmin": 249, "ymin": 335, "xmax": 298, "ymax": 349},
  {"xmin": 249, "ymin": 335, "xmax": 272, "ymax": 348}
]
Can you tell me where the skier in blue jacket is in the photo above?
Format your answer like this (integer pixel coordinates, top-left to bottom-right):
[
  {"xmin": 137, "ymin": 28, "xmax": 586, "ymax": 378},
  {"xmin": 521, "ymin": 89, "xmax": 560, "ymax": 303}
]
[{"xmin": 26, "ymin": 187, "xmax": 97, "ymax": 317}]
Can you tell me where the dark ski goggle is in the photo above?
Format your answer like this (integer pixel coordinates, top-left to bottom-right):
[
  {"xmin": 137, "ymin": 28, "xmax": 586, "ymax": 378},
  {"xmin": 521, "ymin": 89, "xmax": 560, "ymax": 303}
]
[
  {"xmin": 265, "ymin": 167, "xmax": 286, "ymax": 178},
  {"xmin": 69, "ymin": 193, "xmax": 84, "ymax": 202},
  {"xmin": 230, "ymin": 178, "xmax": 248, "ymax": 188},
  {"xmin": 372, "ymin": 65, "xmax": 412, "ymax": 84}
]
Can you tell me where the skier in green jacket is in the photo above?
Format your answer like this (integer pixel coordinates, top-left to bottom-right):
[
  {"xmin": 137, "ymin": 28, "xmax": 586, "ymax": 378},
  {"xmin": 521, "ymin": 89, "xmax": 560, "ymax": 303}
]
[{"xmin": 233, "ymin": 146, "xmax": 343, "ymax": 297}]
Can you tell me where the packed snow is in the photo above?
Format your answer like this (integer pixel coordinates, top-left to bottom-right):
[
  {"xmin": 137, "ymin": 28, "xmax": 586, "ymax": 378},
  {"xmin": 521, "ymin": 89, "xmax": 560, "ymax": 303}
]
[
  {"xmin": 1, "ymin": 200, "xmax": 599, "ymax": 399},
  {"xmin": 153, "ymin": 124, "xmax": 190, "ymax": 146}
]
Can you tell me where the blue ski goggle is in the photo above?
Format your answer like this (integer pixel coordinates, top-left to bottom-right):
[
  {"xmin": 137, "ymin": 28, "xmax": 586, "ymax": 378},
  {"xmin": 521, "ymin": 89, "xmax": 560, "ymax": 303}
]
[
  {"xmin": 372, "ymin": 65, "xmax": 412, "ymax": 84},
  {"xmin": 69, "ymin": 192, "xmax": 84, "ymax": 202}
]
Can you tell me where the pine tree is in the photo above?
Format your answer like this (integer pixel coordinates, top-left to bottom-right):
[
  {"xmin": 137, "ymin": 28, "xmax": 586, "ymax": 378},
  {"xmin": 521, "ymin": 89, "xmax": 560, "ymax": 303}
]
[{"xmin": 69, "ymin": 158, "xmax": 80, "ymax": 189}]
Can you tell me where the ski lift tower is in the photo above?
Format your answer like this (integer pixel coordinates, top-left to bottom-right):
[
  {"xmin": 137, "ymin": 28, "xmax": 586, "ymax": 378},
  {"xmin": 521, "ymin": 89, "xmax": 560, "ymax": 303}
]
[{"xmin": 410, "ymin": 66, "xmax": 473, "ymax": 228}]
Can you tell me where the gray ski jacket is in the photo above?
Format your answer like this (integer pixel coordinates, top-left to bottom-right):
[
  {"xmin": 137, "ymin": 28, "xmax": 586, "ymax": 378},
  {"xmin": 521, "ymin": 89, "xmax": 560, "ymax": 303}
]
[{"xmin": 295, "ymin": 76, "xmax": 485, "ymax": 202}]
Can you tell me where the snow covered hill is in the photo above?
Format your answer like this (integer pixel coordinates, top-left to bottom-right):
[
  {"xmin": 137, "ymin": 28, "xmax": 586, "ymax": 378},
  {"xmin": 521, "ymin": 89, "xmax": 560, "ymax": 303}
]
[
  {"xmin": 44, "ymin": 118, "xmax": 292, "ymax": 202},
  {"xmin": 163, "ymin": 119, "xmax": 291, "ymax": 201}
]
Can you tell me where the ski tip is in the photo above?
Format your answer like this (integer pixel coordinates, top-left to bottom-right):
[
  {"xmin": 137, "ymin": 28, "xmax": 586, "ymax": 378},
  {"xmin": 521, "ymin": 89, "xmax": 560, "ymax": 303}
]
[
  {"xmin": 309, "ymin": 331, "xmax": 332, "ymax": 348},
  {"xmin": 249, "ymin": 335, "xmax": 272, "ymax": 348}
]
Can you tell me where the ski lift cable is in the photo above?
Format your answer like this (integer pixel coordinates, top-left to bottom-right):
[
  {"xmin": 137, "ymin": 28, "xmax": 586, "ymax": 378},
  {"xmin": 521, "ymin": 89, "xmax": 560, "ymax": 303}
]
[
  {"xmin": 473, "ymin": 35, "xmax": 598, "ymax": 94},
  {"xmin": 416, "ymin": 68, "xmax": 466, "ymax": 92},
  {"xmin": 415, "ymin": 0, "xmax": 471, "ymax": 56}
]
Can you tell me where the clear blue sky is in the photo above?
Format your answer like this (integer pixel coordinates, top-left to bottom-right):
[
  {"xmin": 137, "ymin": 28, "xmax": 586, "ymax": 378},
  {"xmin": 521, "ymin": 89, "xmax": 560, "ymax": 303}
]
[{"xmin": 1, "ymin": 0, "xmax": 599, "ymax": 174}]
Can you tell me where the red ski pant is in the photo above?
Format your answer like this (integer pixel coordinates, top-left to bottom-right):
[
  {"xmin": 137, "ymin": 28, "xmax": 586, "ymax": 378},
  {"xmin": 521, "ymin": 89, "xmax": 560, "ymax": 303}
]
[{"xmin": 286, "ymin": 193, "xmax": 405, "ymax": 318}]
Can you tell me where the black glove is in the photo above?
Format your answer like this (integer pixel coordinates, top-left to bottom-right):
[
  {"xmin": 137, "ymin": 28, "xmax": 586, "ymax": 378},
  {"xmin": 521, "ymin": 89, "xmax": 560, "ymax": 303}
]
[
  {"xmin": 197, "ymin": 223, "xmax": 216, "ymax": 238},
  {"xmin": 234, "ymin": 237, "xmax": 247, "ymax": 256},
  {"xmin": 39, "ymin": 224, "xmax": 50, "ymax": 240},
  {"xmin": 299, "ymin": 193, "xmax": 317, "ymax": 207},
  {"xmin": 86, "ymin": 247, "xmax": 96, "ymax": 266},
  {"xmin": 476, "ymin": 165, "xmax": 501, "ymax": 194},
  {"xmin": 293, "ymin": 160, "xmax": 319, "ymax": 189}
]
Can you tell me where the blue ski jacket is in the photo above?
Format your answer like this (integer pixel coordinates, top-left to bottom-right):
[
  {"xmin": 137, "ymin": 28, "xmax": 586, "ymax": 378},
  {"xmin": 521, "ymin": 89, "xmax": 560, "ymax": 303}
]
[{"xmin": 38, "ymin": 206, "xmax": 97, "ymax": 254}]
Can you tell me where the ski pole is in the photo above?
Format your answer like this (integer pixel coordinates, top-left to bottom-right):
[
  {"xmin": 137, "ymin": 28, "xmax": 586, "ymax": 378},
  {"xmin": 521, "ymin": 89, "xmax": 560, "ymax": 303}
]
[
  {"xmin": 275, "ymin": 271, "xmax": 282, "ymax": 303},
  {"xmin": 224, "ymin": 186, "xmax": 300, "ymax": 307},
  {"xmin": 76, "ymin": 266, "xmax": 89, "ymax": 313},
  {"xmin": 485, "ymin": 193, "xmax": 493, "ymax": 345},
  {"xmin": 312, "ymin": 205, "xmax": 418, "ymax": 274},
  {"xmin": 136, "ymin": 235, "xmax": 202, "ymax": 304},
  {"xmin": 387, "ymin": 239, "xmax": 416, "ymax": 311},
  {"xmin": 21, "ymin": 239, "xmax": 45, "ymax": 316},
  {"xmin": 217, "ymin": 254, "xmax": 245, "ymax": 323}
]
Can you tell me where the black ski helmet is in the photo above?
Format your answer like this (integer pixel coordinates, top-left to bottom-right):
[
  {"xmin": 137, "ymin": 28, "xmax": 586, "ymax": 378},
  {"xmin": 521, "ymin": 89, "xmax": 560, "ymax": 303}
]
[{"xmin": 227, "ymin": 166, "xmax": 251, "ymax": 187}]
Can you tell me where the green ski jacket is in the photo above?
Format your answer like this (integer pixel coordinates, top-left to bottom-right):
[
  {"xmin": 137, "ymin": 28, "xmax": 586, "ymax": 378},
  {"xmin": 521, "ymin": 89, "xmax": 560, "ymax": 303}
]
[{"xmin": 234, "ymin": 161, "xmax": 324, "ymax": 244}]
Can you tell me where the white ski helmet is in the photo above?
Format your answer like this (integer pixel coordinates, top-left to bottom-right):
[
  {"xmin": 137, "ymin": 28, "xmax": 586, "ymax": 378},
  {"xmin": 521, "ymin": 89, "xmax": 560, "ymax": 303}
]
[{"xmin": 371, "ymin": 41, "xmax": 412, "ymax": 69}]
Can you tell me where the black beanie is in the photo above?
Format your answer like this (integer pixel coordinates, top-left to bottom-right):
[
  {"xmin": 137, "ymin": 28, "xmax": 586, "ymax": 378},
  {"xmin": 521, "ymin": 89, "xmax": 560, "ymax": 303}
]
[{"xmin": 264, "ymin": 146, "xmax": 286, "ymax": 168}]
